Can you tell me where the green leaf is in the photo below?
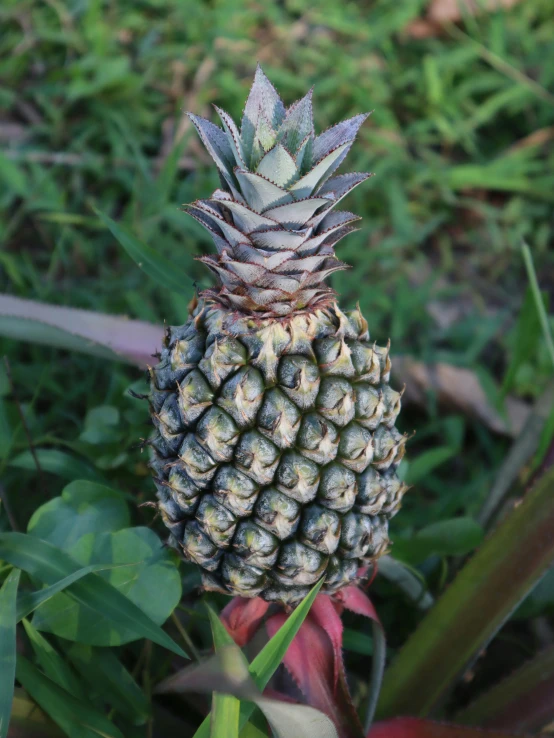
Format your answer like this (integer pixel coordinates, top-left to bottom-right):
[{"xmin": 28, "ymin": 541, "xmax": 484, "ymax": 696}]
[
  {"xmin": 403, "ymin": 446, "xmax": 457, "ymax": 486},
  {"xmin": 377, "ymin": 467, "xmax": 554, "ymax": 718},
  {"xmin": 16, "ymin": 563, "xmax": 119, "ymax": 621},
  {"xmin": 22, "ymin": 619, "xmax": 87, "ymax": 700},
  {"xmin": 207, "ymin": 607, "xmax": 240, "ymax": 738},
  {"xmin": 249, "ymin": 578, "xmax": 324, "ymax": 690},
  {"xmin": 377, "ymin": 556, "xmax": 434, "ymax": 610},
  {"xmin": 95, "ymin": 208, "xmax": 193, "ymax": 297},
  {"xmin": 513, "ymin": 567, "xmax": 554, "ymax": 620},
  {"xmin": 0, "ymin": 294, "xmax": 161, "ymax": 368},
  {"xmin": 65, "ymin": 643, "xmax": 150, "ymax": 725},
  {"xmin": 79, "ymin": 405, "xmax": 121, "ymax": 445},
  {"xmin": 502, "ymin": 287, "xmax": 543, "ymax": 395},
  {"xmin": 0, "ymin": 532, "xmax": 186, "ymax": 657},
  {"xmin": 193, "ymin": 579, "xmax": 324, "ymax": 738},
  {"xmin": 28, "ymin": 481, "xmax": 129, "ymax": 549},
  {"xmin": 343, "ymin": 628, "xmax": 374, "ymax": 656},
  {"xmin": 522, "ymin": 242, "xmax": 554, "ymax": 369},
  {"xmin": 9, "ymin": 449, "xmax": 102, "ymax": 482},
  {"xmin": 32, "ymin": 527, "xmax": 182, "ymax": 647},
  {"xmin": 456, "ymin": 644, "xmax": 554, "ymax": 731},
  {"xmin": 392, "ymin": 518, "xmax": 484, "ymax": 565},
  {"xmin": 10, "ymin": 688, "xmax": 62, "ymax": 738},
  {"xmin": 160, "ymin": 645, "xmax": 337, "ymax": 738},
  {"xmin": 0, "ymin": 152, "xmax": 27, "ymax": 196},
  {"xmin": 16, "ymin": 656, "xmax": 124, "ymax": 738},
  {"xmin": 0, "ymin": 569, "xmax": 20, "ymax": 738},
  {"xmin": 239, "ymin": 723, "xmax": 268, "ymax": 738}
]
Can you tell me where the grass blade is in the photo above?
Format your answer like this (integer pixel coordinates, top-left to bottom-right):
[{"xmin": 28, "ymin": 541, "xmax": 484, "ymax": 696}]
[
  {"xmin": 376, "ymin": 466, "xmax": 554, "ymax": 718},
  {"xmin": 0, "ymin": 569, "xmax": 20, "ymax": 738},
  {"xmin": 0, "ymin": 532, "xmax": 187, "ymax": 658},
  {"xmin": 16, "ymin": 656, "xmax": 124, "ymax": 738},
  {"xmin": 521, "ymin": 241, "xmax": 554, "ymax": 369},
  {"xmin": 95, "ymin": 208, "xmax": 193, "ymax": 297}
]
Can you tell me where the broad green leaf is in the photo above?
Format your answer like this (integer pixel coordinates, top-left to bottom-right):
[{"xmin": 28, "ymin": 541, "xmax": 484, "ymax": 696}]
[
  {"xmin": 95, "ymin": 208, "xmax": 193, "ymax": 297},
  {"xmin": 0, "ymin": 294, "xmax": 161, "ymax": 368},
  {"xmin": 392, "ymin": 518, "xmax": 484, "ymax": 565},
  {"xmin": 9, "ymin": 449, "xmax": 102, "ymax": 482},
  {"xmin": 79, "ymin": 405, "xmax": 121, "ymax": 445},
  {"xmin": 22, "ymin": 620, "xmax": 87, "ymax": 700},
  {"xmin": 0, "ymin": 569, "xmax": 20, "ymax": 738},
  {"xmin": 16, "ymin": 656, "xmax": 124, "ymax": 738},
  {"xmin": 17, "ymin": 563, "xmax": 117, "ymax": 621},
  {"xmin": 456, "ymin": 644, "xmax": 554, "ymax": 731},
  {"xmin": 65, "ymin": 644, "xmax": 150, "ymax": 725},
  {"xmin": 33, "ymin": 527, "xmax": 182, "ymax": 646},
  {"xmin": 0, "ymin": 532, "xmax": 186, "ymax": 657},
  {"xmin": 28, "ymin": 481, "xmax": 129, "ymax": 549},
  {"xmin": 207, "ymin": 606, "xmax": 240, "ymax": 738},
  {"xmin": 377, "ymin": 467, "xmax": 554, "ymax": 718}
]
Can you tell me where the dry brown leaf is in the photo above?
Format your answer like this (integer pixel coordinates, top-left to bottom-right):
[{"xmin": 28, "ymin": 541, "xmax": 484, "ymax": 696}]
[
  {"xmin": 393, "ymin": 356, "xmax": 530, "ymax": 437},
  {"xmin": 428, "ymin": 0, "xmax": 520, "ymax": 22},
  {"xmin": 407, "ymin": 0, "xmax": 522, "ymax": 38}
]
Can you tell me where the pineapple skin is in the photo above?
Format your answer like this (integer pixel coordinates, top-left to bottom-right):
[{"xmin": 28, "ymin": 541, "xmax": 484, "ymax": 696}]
[{"xmin": 149, "ymin": 300, "xmax": 407, "ymax": 606}]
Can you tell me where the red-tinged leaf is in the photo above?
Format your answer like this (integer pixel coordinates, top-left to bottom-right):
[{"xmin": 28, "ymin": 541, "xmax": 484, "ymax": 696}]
[
  {"xmin": 336, "ymin": 585, "xmax": 386, "ymax": 732},
  {"xmin": 266, "ymin": 594, "xmax": 365, "ymax": 738},
  {"xmin": 220, "ymin": 596, "xmax": 270, "ymax": 648},
  {"xmin": 455, "ymin": 644, "xmax": 554, "ymax": 732},
  {"xmin": 377, "ymin": 466, "xmax": 554, "ymax": 718},
  {"xmin": 0, "ymin": 295, "xmax": 161, "ymax": 368},
  {"xmin": 367, "ymin": 718, "xmax": 526, "ymax": 738},
  {"xmin": 309, "ymin": 595, "xmax": 343, "ymax": 689},
  {"xmin": 336, "ymin": 584, "xmax": 380, "ymax": 620}
]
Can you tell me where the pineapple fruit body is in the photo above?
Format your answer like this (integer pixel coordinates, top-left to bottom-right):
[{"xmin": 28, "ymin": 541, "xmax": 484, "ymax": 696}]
[{"xmin": 149, "ymin": 67, "xmax": 408, "ymax": 605}]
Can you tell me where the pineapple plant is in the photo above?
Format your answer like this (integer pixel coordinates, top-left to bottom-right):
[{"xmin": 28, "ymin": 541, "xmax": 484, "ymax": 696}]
[{"xmin": 149, "ymin": 66, "xmax": 408, "ymax": 606}]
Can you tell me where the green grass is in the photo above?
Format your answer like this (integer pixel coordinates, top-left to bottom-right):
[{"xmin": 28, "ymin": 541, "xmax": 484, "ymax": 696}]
[{"xmin": 1, "ymin": 0, "xmax": 554, "ymax": 733}]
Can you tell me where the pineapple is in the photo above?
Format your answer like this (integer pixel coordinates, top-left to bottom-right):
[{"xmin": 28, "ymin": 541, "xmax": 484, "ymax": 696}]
[{"xmin": 149, "ymin": 66, "xmax": 408, "ymax": 606}]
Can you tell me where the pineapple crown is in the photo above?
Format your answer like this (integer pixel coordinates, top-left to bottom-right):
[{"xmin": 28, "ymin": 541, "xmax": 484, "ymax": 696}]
[{"xmin": 186, "ymin": 65, "xmax": 371, "ymax": 317}]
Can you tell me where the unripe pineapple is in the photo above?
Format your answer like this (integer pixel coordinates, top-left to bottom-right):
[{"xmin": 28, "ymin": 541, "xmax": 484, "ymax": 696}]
[{"xmin": 149, "ymin": 66, "xmax": 408, "ymax": 606}]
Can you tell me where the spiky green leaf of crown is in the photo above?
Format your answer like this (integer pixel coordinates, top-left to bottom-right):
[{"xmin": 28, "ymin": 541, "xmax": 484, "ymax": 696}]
[{"xmin": 186, "ymin": 65, "xmax": 371, "ymax": 317}]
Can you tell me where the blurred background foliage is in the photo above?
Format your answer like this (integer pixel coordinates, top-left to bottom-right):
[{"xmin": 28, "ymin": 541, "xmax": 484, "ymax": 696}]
[{"xmin": 1, "ymin": 0, "xmax": 554, "ymax": 721}]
